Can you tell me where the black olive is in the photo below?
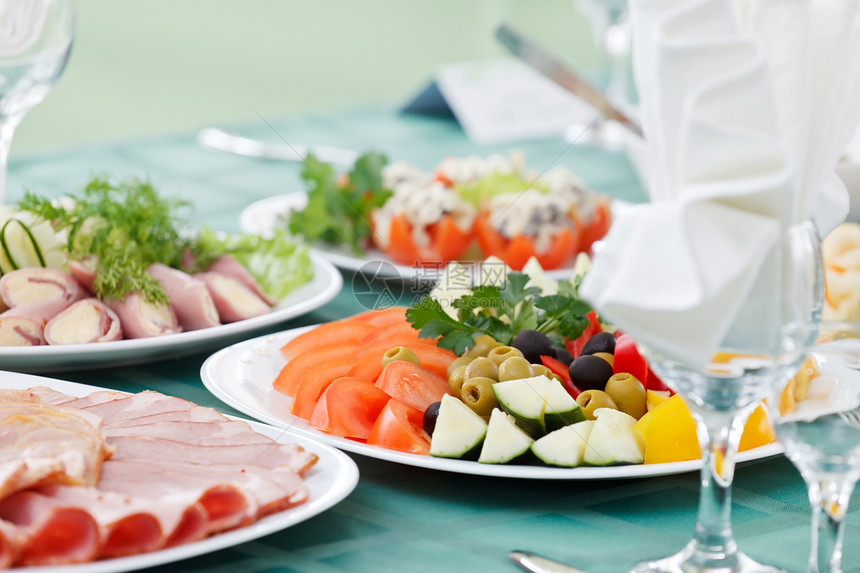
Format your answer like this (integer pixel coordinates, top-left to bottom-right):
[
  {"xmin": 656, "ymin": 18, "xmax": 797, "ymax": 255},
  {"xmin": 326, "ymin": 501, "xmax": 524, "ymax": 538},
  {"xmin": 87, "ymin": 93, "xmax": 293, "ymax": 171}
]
[
  {"xmin": 568, "ymin": 354, "xmax": 615, "ymax": 392},
  {"xmin": 581, "ymin": 332, "xmax": 617, "ymax": 356},
  {"xmin": 512, "ymin": 329, "xmax": 556, "ymax": 364},
  {"xmin": 553, "ymin": 346, "xmax": 574, "ymax": 366},
  {"xmin": 423, "ymin": 401, "xmax": 442, "ymax": 436}
]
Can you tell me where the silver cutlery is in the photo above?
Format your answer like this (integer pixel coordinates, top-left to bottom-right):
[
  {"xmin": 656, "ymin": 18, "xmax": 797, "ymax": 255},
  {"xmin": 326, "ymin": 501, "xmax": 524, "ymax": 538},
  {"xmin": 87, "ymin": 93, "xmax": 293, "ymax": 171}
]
[
  {"xmin": 196, "ymin": 127, "xmax": 360, "ymax": 165},
  {"xmin": 509, "ymin": 550, "xmax": 590, "ymax": 573}
]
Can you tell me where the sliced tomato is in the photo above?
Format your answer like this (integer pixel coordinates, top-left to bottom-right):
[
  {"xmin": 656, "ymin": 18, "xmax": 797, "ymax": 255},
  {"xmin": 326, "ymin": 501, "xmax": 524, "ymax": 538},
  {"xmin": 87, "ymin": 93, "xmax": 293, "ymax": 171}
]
[
  {"xmin": 348, "ymin": 306, "xmax": 409, "ymax": 327},
  {"xmin": 280, "ymin": 321, "xmax": 374, "ymax": 360},
  {"xmin": 581, "ymin": 199, "xmax": 612, "ymax": 253},
  {"xmin": 564, "ymin": 311, "xmax": 602, "ymax": 358},
  {"xmin": 375, "ymin": 360, "xmax": 449, "ymax": 412},
  {"xmin": 367, "ymin": 399, "xmax": 431, "ymax": 455},
  {"xmin": 474, "ymin": 209, "xmax": 581, "ymax": 271},
  {"xmin": 376, "ymin": 213, "xmax": 474, "ymax": 266},
  {"xmin": 308, "ymin": 377, "xmax": 391, "ymax": 440},
  {"xmin": 290, "ymin": 357, "xmax": 355, "ymax": 419},
  {"xmin": 273, "ymin": 343, "xmax": 361, "ymax": 397}
]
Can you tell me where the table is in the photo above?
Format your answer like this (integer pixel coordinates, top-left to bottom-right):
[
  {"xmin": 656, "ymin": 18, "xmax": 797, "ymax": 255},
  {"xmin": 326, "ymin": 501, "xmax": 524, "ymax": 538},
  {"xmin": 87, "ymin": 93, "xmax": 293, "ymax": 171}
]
[{"xmin": 5, "ymin": 108, "xmax": 858, "ymax": 573}]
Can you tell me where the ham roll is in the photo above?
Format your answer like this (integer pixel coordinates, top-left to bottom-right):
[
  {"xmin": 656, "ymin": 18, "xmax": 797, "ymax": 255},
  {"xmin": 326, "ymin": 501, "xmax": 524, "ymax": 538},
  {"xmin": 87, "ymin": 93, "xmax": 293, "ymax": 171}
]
[
  {"xmin": 110, "ymin": 293, "xmax": 181, "ymax": 339},
  {"xmin": 194, "ymin": 272, "xmax": 270, "ymax": 323},
  {"xmin": 0, "ymin": 267, "xmax": 84, "ymax": 309},
  {"xmin": 0, "ymin": 298, "xmax": 69, "ymax": 346},
  {"xmin": 67, "ymin": 257, "xmax": 97, "ymax": 293},
  {"xmin": 206, "ymin": 254, "xmax": 276, "ymax": 305},
  {"xmin": 44, "ymin": 298, "xmax": 123, "ymax": 345},
  {"xmin": 146, "ymin": 263, "xmax": 220, "ymax": 331}
]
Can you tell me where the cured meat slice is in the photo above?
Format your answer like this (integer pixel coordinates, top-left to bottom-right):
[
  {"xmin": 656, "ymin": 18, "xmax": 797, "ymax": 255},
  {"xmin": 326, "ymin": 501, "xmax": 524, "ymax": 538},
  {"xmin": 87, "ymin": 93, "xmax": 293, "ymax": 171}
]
[
  {"xmin": 147, "ymin": 263, "xmax": 221, "ymax": 331},
  {"xmin": 206, "ymin": 254, "xmax": 276, "ymax": 305},
  {"xmin": 44, "ymin": 298, "xmax": 123, "ymax": 345},
  {"xmin": 110, "ymin": 292, "xmax": 181, "ymax": 338},
  {"xmin": 104, "ymin": 406, "xmax": 227, "ymax": 428},
  {"xmin": 69, "ymin": 391, "xmax": 197, "ymax": 424},
  {"xmin": 195, "ymin": 272, "xmax": 270, "ymax": 323},
  {"xmin": 102, "ymin": 419, "xmax": 275, "ymax": 446},
  {"xmin": 67, "ymin": 257, "xmax": 97, "ymax": 292},
  {"xmin": 0, "ymin": 519, "xmax": 19, "ymax": 569},
  {"xmin": 0, "ymin": 267, "xmax": 84, "ymax": 309},
  {"xmin": 108, "ymin": 435, "xmax": 318, "ymax": 476},
  {"xmin": 0, "ymin": 490, "xmax": 99, "ymax": 566},
  {"xmin": 0, "ymin": 298, "xmax": 69, "ymax": 346}
]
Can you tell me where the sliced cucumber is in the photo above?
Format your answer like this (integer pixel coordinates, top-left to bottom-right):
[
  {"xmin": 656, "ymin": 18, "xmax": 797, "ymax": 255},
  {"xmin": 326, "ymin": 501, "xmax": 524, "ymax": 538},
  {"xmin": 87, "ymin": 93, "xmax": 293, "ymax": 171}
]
[
  {"xmin": 0, "ymin": 207, "xmax": 66, "ymax": 274},
  {"xmin": 531, "ymin": 420, "xmax": 595, "ymax": 467},
  {"xmin": 478, "ymin": 408, "xmax": 534, "ymax": 464},
  {"xmin": 583, "ymin": 408, "xmax": 645, "ymax": 466},
  {"xmin": 493, "ymin": 375, "xmax": 583, "ymax": 436},
  {"xmin": 429, "ymin": 394, "xmax": 488, "ymax": 459}
]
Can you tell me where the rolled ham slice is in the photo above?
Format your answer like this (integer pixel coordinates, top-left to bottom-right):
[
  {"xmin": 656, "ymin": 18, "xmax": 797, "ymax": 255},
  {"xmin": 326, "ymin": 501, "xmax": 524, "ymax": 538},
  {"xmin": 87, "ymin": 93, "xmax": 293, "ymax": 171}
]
[
  {"xmin": 0, "ymin": 267, "xmax": 85, "ymax": 309},
  {"xmin": 146, "ymin": 263, "xmax": 220, "ymax": 331},
  {"xmin": 195, "ymin": 272, "xmax": 270, "ymax": 323},
  {"xmin": 0, "ymin": 298, "xmax": 69, "ymax": 346},
  {"xmin": 67, "ymin": 256, "xmax": 97, "ymax": 293},
  {"xmin": 44, "ymin": 298, "xmax": 123, "ymax": 345},
  {"xmin": 110, "ymin": 292, "xmax": 181, "ymax": 339},
  {"xmin": 206, "ymin": 254, "xmax": 276, "ymax": 305},
  {"xmin": 0, "ymin": 490, "xmax": 100, "ymax": 566}
]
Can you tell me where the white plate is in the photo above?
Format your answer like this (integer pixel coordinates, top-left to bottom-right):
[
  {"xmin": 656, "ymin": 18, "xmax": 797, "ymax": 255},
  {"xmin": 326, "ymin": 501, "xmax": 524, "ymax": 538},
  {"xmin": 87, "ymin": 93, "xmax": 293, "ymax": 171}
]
[
  {"xmin": 201, "ymin": 326, "xmax": 783, "ymax": 480},
  {"xmin": 239, "ymin": 193, "xmax": 627, "ymax": 282},
  {"xmin": 3, "ymin": 371, "xmax": 359, "ymax": 573},
  {"xmin": 0, "ymin": 254, "xmax": 342, "ymax": 374}
]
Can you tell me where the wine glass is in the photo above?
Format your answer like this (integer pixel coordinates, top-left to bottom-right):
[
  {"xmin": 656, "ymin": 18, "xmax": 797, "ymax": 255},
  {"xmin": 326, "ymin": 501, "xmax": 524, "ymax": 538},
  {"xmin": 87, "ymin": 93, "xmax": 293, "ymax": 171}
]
[
  {"xmin": 769, "ymin": 321, "xmax": 860, "ymax": 573},
  {"xmin": 631, "ymin": 221, "xmax": 824, "ymax": 573},
  {"xmin": 0, "ymin": 0, "xmax": 75, "ymax": 203},
  {"xmin": 569, "ymin": 0, "xmax": 632, "ymax": 150}
]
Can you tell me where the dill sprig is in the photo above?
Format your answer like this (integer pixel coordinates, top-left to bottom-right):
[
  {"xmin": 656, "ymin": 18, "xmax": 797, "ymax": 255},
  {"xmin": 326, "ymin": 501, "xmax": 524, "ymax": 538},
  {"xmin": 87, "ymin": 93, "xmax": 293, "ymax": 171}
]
[{"xmin": 18, "ymin": 177, "xmax": 193, "ymax": 304}]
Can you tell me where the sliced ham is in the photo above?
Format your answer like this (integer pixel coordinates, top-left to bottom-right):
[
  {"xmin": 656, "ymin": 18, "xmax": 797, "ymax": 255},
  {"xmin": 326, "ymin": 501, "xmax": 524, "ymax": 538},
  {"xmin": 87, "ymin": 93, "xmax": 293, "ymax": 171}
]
[
  {"xmin": 0, "ymin": 298, "xmax": 69, "ymax": 346},
  {"xmin": 44, "ymin": 298, "xmax": 123, "ymax": 345},
  {"xmin": 195, "ymin": 272, "xmax": 271, "ymax": 323},
  {"xmin": 103, "ymin": 419, "xmax": 275, "ymax": 446},
  {"xmin": 67, "ymin": 257, "xmax": 97, "ymax": 292},
  {"xmin": 0, "ymin": 490, "xmax": 99, "ymax": 566},
  {"xmin": 0, "ymin": 267, "xmax": 85, "ymax": 309},
  {"xmin": 109, "ymin": 292, "xmax": 181, "ymax": 338},
  {"xmin": 206, "ymin": 254, "xmax": 276, "ymax": 305},
  {"xmin": 69, "ymin": 391, "xmax": 197, "ymax": 424},
  {"xmin": 147, "ymin": 263, "xmax": 221, "ymax": 331},
  {"xmin": 0, "ymin": 519, "xmax": 19, "ymax": 569}
]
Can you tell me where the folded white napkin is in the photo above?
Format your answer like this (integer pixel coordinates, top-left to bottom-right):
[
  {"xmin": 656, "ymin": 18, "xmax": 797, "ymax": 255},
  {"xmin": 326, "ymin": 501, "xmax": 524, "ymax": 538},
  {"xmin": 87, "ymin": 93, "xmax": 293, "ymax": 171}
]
[{"xmin": 581, "ymin": 0, "xmax": 860, "ymax": 367}]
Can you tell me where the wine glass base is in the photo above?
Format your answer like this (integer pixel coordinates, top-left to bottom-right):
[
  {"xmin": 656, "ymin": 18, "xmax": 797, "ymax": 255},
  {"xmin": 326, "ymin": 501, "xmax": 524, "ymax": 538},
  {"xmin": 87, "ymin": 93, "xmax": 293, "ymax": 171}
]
[{"xmin": 629, "ymin": 540, "xmax": 786, "ymax": 573}]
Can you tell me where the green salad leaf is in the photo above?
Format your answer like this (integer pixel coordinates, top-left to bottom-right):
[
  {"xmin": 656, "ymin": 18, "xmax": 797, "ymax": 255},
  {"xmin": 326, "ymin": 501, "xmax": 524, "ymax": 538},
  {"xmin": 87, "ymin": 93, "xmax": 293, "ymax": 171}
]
[
  {"xmin": 288, "ymin": 151, "xmax": 392, "ymax": 255},
  {"xmin": 453, "ymin": 172, "xmax": 548, "ymax": 207}
]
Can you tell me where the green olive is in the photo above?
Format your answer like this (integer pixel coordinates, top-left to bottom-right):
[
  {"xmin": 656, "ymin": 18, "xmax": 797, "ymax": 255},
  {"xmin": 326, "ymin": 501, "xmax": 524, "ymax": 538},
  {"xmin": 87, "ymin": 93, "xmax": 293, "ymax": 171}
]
[
  {"xmin": 486, "ymin": 345, "xmax": 524, "ymax": 367},
  {"xmin": 460, "ymin": 376, "xmax": 499, "ymax": 417},
  {"xmin": 604, "ymin": 372, "xmax": 647, "ymax": 419},
  {"xmin": 448, "ymin": 365, "xmax": 468, "ymax": 396},
  {"xmin": 592, "ymin": 352, "xmax": 615, "ymax": 368},
  {"xmin": 575, "ymin": 389, "xmax": 618, "ymax": 420},
  {"xmin": 531, "ymin": 364, "xmax": 562, "ymax": 383},
  {"xmin": 464, "ymin": 356, "xmax": 499, "ymax": 382},
  {"xmin": 497, "ymin": 356, "xmax": 535, "ymax": 381},
  {"xmin": 381, "ymin": 346, "xmax": 420, "ymax": 370},
  {"xmin": 464, "ymin": 334, "xmax": 502, "ymax": 358},
  {"xmin": 446, "ymin": 355, "xmax": 473, "ymax": 378}
]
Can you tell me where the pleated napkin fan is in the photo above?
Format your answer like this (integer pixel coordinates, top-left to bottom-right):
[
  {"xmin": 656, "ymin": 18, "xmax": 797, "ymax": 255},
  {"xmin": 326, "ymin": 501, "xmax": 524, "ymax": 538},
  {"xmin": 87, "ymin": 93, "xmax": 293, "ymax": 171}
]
[{"xmin": 580, "ymin": 0, "xmax": 860, "ymax": 367}]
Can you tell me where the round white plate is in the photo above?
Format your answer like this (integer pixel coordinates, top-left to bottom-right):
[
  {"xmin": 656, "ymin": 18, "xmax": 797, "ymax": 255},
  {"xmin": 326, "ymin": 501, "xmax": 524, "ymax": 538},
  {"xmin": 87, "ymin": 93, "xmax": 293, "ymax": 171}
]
[
  {"xmin": 201, "ymin": 325, "xmax": 784, "ymax": 480},
  {"xmin": 3, "ymin": 371, "xmax": 359, "ymax": 573},
  {"xmin": 239, "ymin": 192, "xmax": 626, "ymax": 282},
  {"xmin": 0, "ymin": 253, "xmax": 342, "ymax": 374}
]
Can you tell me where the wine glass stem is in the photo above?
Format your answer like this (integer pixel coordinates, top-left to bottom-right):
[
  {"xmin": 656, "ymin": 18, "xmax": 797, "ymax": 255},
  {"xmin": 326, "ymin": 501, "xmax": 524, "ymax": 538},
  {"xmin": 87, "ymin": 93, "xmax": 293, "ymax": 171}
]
[
  {"xmin": 0, "ymin": 114, "xmax": 24, "ymax": 205},
  {"xmin": 807, "ymin": 478, "xmax": 855, "ymax": 573},
  {"xmin": 603, "ymin": 21, "xmax": 629, "ymax": 105},
  {"xmin": 690, "ymin": 407, "xmax": 747, "ymax": 566}
]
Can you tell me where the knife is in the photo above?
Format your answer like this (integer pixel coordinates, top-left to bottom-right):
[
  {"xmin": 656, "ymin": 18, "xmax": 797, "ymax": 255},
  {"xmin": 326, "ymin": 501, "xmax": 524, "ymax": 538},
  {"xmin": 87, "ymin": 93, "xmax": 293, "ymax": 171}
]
[
  {"xmin": 197, "ymin": 127, "xmax": 360, "ymax": 165},
  {"xmin": 508, "ymin": 550, "xmax": 590, "ymax": 573},
  {"xmin": 495, "ymin": 23, "xmax": 643, "ymax": 139}
]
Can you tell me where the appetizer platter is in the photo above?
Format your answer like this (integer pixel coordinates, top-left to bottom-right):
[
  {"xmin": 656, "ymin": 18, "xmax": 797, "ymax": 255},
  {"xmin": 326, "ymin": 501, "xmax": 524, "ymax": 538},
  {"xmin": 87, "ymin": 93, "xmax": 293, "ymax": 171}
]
[
  {"xmin": 0, "ymin": 178, "xmax": 341, "ymax": 372},
  {"xmin": 0, "ymin": 372, "xmax": 359, "ymax": 573},
  {"xmin": 202, "ymin": 260, "xmax": 787, "ymax": 479},
  {"xmin": 240, "ymin": 151, "xmax": 615, "ymax": 281}
]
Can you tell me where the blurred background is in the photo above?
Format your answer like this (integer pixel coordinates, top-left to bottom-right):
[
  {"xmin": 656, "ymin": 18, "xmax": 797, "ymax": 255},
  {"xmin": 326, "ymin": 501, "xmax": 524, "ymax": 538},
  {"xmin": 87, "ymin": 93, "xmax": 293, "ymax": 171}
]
[{"xmin": 12, "ymin": 0, "xmax": 602, "ymax": 156}]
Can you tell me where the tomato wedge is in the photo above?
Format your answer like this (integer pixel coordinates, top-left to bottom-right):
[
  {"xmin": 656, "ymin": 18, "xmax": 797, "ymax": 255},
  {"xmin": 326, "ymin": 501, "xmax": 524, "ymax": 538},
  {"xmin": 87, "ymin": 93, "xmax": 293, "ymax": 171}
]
[
  {"xmin": 290, "ymin": 357, "xmax": 355, "ymax": 419},
  {"xmin": 375, "ymin": 213, "xmax": 474, "ymax": 266},
  {"xmin": 367, "ymin": 399, "xmax": 431, "ymax": 455},
  {"xmin": 376, "ymin": 360, "xmax": 449, "ymax": 412},
  {"xmin": 308, "ymin": 377, "xmax": 390, "ymax": 440},
  {"xmin": 273, "ymin": 343, "xmax": 361, "ymax": 397},
  {"xmin": 474, "ymin": 209, "xmax": 581, "ymax": 271}
]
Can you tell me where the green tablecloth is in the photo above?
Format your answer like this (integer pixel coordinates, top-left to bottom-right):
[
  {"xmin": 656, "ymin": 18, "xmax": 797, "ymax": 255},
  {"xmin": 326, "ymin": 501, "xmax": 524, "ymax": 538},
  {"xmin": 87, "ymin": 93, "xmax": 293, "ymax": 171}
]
[{"xmin": 4, "ymin": 108, "xmax": 857, "ymax": 573}]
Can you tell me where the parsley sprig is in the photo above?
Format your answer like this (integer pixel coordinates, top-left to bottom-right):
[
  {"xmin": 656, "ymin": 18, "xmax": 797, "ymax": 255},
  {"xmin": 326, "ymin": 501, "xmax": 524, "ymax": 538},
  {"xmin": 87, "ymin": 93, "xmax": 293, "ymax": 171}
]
[
  {"xmin": 406, "ymin": 271, "xmax": 594, "ymax": 355},
  {"xmin": 288, "ymin": 151, "xmax": 392, "ymax": 255}
]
